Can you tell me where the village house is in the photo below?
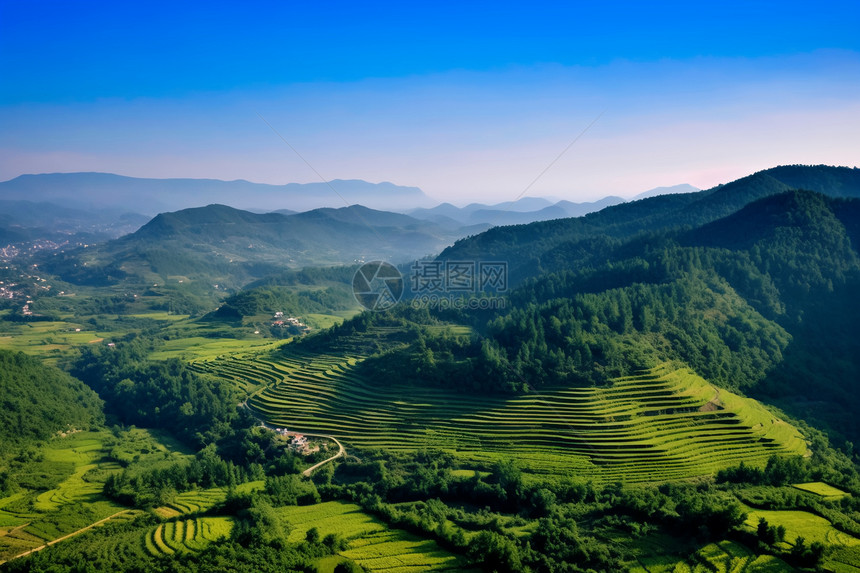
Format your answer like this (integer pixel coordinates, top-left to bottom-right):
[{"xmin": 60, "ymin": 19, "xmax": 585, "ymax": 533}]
[{"xmin": 288, "ymin": 433, "xmax": 309, "ymax": 452}]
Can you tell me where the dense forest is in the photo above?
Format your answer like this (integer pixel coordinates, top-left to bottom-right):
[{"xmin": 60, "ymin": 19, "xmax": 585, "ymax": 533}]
[
  {"xmin": 69, "ymin": 338, "xmax": 239, "ymax": 448},
  {"xmin": 0, "ymin": 350, "xmax": 103, "ymax": 458}
]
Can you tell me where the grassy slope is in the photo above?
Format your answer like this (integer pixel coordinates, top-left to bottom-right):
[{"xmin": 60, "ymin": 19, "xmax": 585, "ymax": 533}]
[
  {"xmin": 194, "ymin": 342, "xmax": 806, "ymax": 484},
  {"xmin": 276, "ymin": 501, "xmax": 472, "ymax": 573},
  {"xmin": 0, "ymin": 429, "xmax": 189, "ymax": 563}
]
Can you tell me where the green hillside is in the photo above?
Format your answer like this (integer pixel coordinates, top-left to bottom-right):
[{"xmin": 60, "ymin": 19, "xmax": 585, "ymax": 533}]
[
  {"xmin": 0, "ymin": 350, "xmax": 103, "ymax": 457},
  {"xmin": 6, "ymin": 165, "xmax": 860, "ymax": 572},
  {"xmin": 439, "ymin": 165, "xmax": 860, "ymax": 285},
  {"xmin": 40, "ymin": 203, "xmax": 484, "ymax": 291},
  {"xmin": 416, "ymin": 189, "xmax": 860, "ymax": 443},
  {"xmin": 191, "ymin": 347, "xmax": 805, "ymax": 484}
]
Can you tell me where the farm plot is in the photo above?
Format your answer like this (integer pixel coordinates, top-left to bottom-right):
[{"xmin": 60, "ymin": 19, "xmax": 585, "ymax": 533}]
[
  {"xmin": 627, "ymin": 536, "xmax": 794, "ymax": 572},
  {"xmin": 0, "ymin": 430, "xmax": 199, "ymax": 563},
  {"xmin": 0, "ymin": 433, "xmax": 129, "ymax": 561},
  {"xmin": 154, "ymin": 481, "xmax": 262, "ymax": 518},
  {"xmin": 276, "ymin": 502, "xmax": 470, "ymax": 572},
  {"xmin": 742, "ymin": 506, "xmax": 860, "ymax": 547},
  {"xmin": 792, "ymin": 481, "xmax": 849, "ymax": 498},
  {"xmin": 144, "ymin": 516, "xmax": 234, "ymax": 557},
  {"xmin": 277, "ymin": 501, "xmax": 386, "ymax": 543},
  {"xmin": 197, "ymin": 349, "xmax": 807, "ymax": 483},
  {"xmin": 341, "ymin": 530, "xmax": 465, "ymax": 572}
]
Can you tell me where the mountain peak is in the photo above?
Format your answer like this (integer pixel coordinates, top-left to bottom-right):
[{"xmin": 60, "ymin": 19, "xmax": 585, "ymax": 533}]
[{"xmin": 632, "ymin": 183, "xmax": 700, "ymax": 200}]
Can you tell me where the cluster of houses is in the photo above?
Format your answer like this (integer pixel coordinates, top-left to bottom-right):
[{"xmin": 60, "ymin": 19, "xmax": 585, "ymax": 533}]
[
  {"xmin": 0, "ymin": 282, "xmax": 15, "ymax": 299},
  {"xmin": 272, "ymin": 427, "xmax": 310, "ymax": 452},
  {"xmin": 271, "ymin": 312, "xmax": 310, "ymax": 334}
]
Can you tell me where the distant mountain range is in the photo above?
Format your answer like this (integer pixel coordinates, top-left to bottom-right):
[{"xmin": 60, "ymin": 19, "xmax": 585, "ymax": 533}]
[
  {"xmin": 631, "ymin": 183, "xmax": 700, "ymax": 200},
  {"xmin": 0, "ymin": 199, "xmax": 149, "ymax": 239},
  {"xmin": 407, "ymin": 195, "xmax": 629, "ymax": 227},
  {"xmin": 0, "ymin": 173, "xmax": 436, "ymax": 214},
  {"xmin": 38, "ymin": 204, "xmax": 492, "ymax": 288},
  {"xmin": 438, "ymin": 165, "xmax": 860, "ymax": 283},
  {"xmin": 0, "ymin": 172, "xmax": 702, "ymax": 225}
]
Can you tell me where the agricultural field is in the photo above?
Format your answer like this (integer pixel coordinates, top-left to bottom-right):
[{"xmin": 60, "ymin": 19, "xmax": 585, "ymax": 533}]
[
  {"xmin": 0, "ymin": 429, "xmax": 190, "ymax": 564},
  {"xmin": 276, "ymin": 501, "xmax": 472, "ymax": 572},
  {"xmin": 0, "ymin": 432, "xmax": 124, "ymax": 562},
  {"xmin": 792, "ymin": 481, "xmax": 849, "ymax": 498},
  {"xmin": 300, "ymin": 311, "xmax": 357, "ymax": 331},
  {"xmin": 626, "ymin": 536, "xmax": 793, "ymax": 572},
  {"xmin": 148, "ymin": 335, "xmax": 289, "ymax": 362},
  {"xmin": 0, "ymin": 316, "xmax": 112, "ymax": 363},
  {"xmin": 195, "ymin": 348, "xmax": 807, "ymax": 483},
  {"xmin": 154, "ymin": 481, "xmax": 263, "ymax": 519},
  {"xmin": 148, "ymin": 311, "xmax": 350, "ymax": 361},
  {"xmin": 143, "ymin": 516, "xmax": 234, "ymax": 557},
  {"xmin": 739, "ymin": 504, "xmax": 860, "ymax": 571},
  {"xmin": 741, "ymin": 506, "xmax": 860, "ymax": 548},
  {"xmin": 142, "ymin": 500, "xmax": 472, "ymax": 570}
]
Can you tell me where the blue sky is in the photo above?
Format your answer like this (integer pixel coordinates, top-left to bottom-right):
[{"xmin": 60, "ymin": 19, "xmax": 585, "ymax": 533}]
[{"xmin": 2, "ymin": 1, "xmax": 859, "ymax": 204}]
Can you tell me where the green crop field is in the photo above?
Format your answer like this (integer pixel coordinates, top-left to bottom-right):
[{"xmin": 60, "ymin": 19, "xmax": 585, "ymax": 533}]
[
  {"xmin": 741, "ymin": 504, "xmax": 860, "ymax": 572},
  {"xmin": 742, "ymin": 506, "xmax": 860, "ymax": 547},
  {"xmin": 626, "ymin": 537, "xmax": 794, "ymax": 572},
  {"xmin": 144, "ymin": 516, "xmax": 234, "ymax": 557},
  {"xmin": 0, "ymin": 319, "xmax": 112, "ymax": 363},
  {"xmin": 0, "ymin": 432, "xmax": 125, "ymax": 561},
  {"xmin": 0, "ymin": 430, "xmax": 192, "ymax": 563},
  {"xmin": 276, "ymin": 501, "xmax": 471, "ymax": 572},
  {"xmin": 154, "ymin": 481, "xmax": 263, "ymax": 518},
  {"xmin": 194, "ymin": 347, "xmax": 807, "ymax": 483},
  {"xmin": 150, "ymin": 336, "xmax": 290, "ymax": 362},
  {"xmin": 792, "ymin": 481, "xmax": 849, "ymax": 498}
]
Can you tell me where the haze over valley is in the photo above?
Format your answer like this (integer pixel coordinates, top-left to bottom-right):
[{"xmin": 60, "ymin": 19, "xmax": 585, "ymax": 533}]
[{"xmin": 2, "ymin": 2, "xmax": 860, "ymax": 572}]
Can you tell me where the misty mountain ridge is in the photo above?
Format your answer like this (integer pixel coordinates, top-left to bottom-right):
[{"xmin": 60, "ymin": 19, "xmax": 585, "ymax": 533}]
[
  {"xmin": 0, "ymin": 199, "xmax": 150, "ymax": 248},
  {"xmin": 0, "ymin": 172, "xmax": 436, "ymax": 214},
  {"xmin": 39, "ymin": 203, "xmax": 492, "ymax": 289},
  {"xmin": 632, "ymin": 183, "xmax": 700, "ymax": 200},
  {"xmin": 438, "ymin": 165, "xmax": 860, "ymax": 284},
  {"xmin": 1, "ymin": 172, "xmax": 701, "ymax": 228},
  {"xmin": 407, "ymin": 195, "xmax": 627, "ymax": 226}
]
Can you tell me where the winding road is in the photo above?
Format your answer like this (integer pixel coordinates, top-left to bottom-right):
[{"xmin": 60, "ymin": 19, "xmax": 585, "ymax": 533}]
[
  {"xmin": 1, "ymin": 510, "xmax": 133, "ymax": 565},
  {"xmin": 244, "ymin": 403, "xmax": 346, "ymax": 476},
  {"xmin": 298, "ymin": 433, "xmax": 346, "ymax": 476}
]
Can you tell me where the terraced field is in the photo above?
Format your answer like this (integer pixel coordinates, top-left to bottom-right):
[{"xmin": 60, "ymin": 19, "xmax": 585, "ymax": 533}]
[
  {"xmin": 0, "ymin": 433, "xmax": 128, "ymax": 562},
  {"xmin": 194, "ymin": 346, "xmax": 807, "ymax": 483},
  {"xmin": 628, "ymin": 538, "xmax": 793, "ymax": 572},
  {"xmin": 154, "ymin": 481, "xmax": 263, "ymax": 519},
  {"xmin": 277, "ymin": 501, "xmax": 470, "ymax": 572},
  {"xmin": 144, "ymin": 516, "xmax": 234, "ymax": 556},
  {"xmin": 742, "ymin": 506, "xmax": 860, "ymax": 548}
]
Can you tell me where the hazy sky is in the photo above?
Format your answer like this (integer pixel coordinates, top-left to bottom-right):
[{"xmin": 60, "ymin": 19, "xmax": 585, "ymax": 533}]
[{"xmin": 1, "ymin": 1, "xmax": 859, "ymax": 204}]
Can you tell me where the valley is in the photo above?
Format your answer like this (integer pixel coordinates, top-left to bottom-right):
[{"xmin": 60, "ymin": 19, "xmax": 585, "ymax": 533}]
[{"xmin": 2, "ymin": 166, "xmax": 860, "ymax": 572}]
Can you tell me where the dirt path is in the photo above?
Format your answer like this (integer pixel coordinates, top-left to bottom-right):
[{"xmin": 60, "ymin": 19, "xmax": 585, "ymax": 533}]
[
  {"xmin": 242, "ymin": 404, "xmax": 347, "ymax": 477},
  {"xmin": 300, "ymin": 433, "xmax": 346, "ymax": 476},
  {"xmin": 0, "ymin": 510, "xmax": 132, "ymax": 565}
]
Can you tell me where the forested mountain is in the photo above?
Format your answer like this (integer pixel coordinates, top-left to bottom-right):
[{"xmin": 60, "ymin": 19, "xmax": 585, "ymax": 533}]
[
  {"xmin": 38, "ymin": 203, "xmax": 488, "ymax": 290},
  {"xmin": 439, "ymin": 165, "xmax": 860, "ymax": 285},
  {"xmin": 340, "ymin": 179, "xmax": 860, "ymax": 442}
]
